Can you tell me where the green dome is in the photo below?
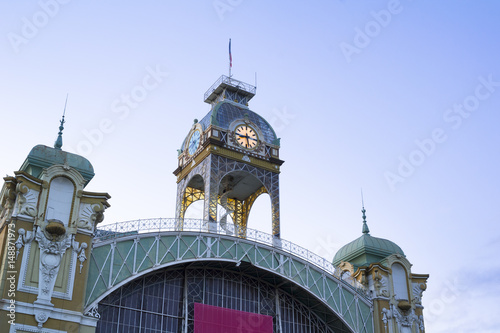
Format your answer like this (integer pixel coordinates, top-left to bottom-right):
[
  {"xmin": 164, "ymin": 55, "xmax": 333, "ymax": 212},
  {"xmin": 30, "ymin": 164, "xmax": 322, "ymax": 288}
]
[
  {"xmin": 20, "ymin": 145, "xmax": 95, "ymax": 184},
  {"xmin": 332, "ymin": 233, "xmax": 405, "ymax": 267},
  {"xmin": 332, "ymin": 207, "xmax": 405, "ymax": 267}
]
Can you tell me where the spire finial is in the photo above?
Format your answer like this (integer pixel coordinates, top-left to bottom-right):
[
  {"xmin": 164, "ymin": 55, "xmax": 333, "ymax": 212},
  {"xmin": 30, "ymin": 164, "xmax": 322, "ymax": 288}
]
[
  {"xmin": 54, "ymin": 94, "xmax": 68, "ymax": 150},
  {"xmin": 361, "ymin": 188, "xmax": 370, "ymax": 234}
]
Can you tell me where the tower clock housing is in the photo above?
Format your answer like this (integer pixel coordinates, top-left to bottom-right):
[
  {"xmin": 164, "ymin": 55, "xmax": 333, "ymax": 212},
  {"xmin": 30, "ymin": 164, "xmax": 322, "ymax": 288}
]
[{"xmin": 174, "ymin": 75, "xmax": 283, "ymax": 238}]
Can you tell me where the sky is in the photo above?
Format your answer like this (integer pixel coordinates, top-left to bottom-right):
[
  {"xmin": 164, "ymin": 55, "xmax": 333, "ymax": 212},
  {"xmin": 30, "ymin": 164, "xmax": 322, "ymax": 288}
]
[{"xmin": 1, "ymin": 1, "xmax": 499, "ymax": 332}]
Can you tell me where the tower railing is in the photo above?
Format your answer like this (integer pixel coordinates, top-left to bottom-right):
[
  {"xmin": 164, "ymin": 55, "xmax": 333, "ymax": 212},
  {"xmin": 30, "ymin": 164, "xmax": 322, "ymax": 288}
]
[
  {"xmin": 204, "ymin": 75, "xmax": 257, "ymax": 102},
  {"xmin": 94, "ymin": 218, "xmax": 368, "ymax": 293}
]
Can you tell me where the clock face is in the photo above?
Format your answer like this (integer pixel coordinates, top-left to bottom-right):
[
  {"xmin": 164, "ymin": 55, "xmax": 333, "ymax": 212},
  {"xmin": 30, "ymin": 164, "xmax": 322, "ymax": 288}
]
[
  {"xmin": 235, "ymin": 125, "xmax": 258, "ymax": 149},
  {"xmin": 188, "ymin": 130, "xmax": 201, "ymax": 155}
]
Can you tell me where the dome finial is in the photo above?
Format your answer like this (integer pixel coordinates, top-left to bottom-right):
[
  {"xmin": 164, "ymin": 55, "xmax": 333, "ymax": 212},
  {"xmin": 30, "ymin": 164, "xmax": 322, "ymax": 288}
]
[
  {"xmin": 54, "ymin": 94, "xmax": 68, "ymax": 150},
  {"xmin": 361, "ymin": 188, "xmax": 370, "ymax": 234}
]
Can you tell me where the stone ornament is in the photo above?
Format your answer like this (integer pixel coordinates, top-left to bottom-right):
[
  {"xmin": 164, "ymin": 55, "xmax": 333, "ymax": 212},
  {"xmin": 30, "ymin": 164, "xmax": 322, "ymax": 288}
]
[
  {"xmin": 0, "ymin": 183, "xmax": 17, "ymax": 223},
  {"xmin": 412, "ymin": 282, "xmax": 427, "ymax": 305},
  {"xmin": 77, "ymin": 202, "xmax": 105, "ymax": 231},
  {"xmin": 35, "ymin": 221, "xmax": 73, "ymax": 305},
  {"xmin": 382, "ymin": 303, "xmax": 425, "ymax": 333},
  {"xmin": 14, "ymin": 183, "xmax": 39, "ymax": 218},
  {"xmin": 15, "ymin": 228, "xmax": 34, "ymax": 260},
  {"xmin": 84, "ymin": 304, "xmax": 101, "ymax": 319},
  {"xmin": 373, "ymin": 269, "xmax": 390, "ymax": 298},
  {"xmin": 16, "ymin": 220, "xmax": 89, "ymax": 329}
]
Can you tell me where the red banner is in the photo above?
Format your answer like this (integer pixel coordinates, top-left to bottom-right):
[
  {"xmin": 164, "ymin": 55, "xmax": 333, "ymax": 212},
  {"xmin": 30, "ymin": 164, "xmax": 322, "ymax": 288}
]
[{"xmin": 194, "ymin": 303, "xmax": 273, "ymax": 333}]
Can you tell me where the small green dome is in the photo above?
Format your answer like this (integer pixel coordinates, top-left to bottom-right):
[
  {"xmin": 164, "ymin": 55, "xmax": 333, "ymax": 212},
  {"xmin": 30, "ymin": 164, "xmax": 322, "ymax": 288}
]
[
  {"xmin": 332, "ymin": 207, "xmax": 405, "ymax": 267},
  {"xmin": 332, "ymin": 233, "xmax": 405, "ymax": 267},
  {"xmin": 20, "ymin": 145, "xmax": 95, "ymax": 184}
]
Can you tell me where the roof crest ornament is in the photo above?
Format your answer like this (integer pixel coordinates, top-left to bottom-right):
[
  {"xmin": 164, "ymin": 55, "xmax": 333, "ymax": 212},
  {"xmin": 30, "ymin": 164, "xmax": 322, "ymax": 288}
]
[
  {"xmin": 54, "ymin": 94, "xmax": 68, "ymax": 150},
  {"xmin": 361, "ymin": 188, "xmax": 370, "ymax": 235}
]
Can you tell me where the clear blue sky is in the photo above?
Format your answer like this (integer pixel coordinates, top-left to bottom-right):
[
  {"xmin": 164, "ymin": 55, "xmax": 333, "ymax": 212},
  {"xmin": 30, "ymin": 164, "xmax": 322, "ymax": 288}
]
[{"xmin": 1, "ymin": 1, "xmax": 499, "ymax": 331}]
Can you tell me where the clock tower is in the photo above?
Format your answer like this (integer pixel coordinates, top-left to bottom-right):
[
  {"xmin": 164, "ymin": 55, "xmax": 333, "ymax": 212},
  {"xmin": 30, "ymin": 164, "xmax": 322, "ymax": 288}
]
[{"xmin": 174, "ymin": 75, "xmax": 284, "ymax": 239}]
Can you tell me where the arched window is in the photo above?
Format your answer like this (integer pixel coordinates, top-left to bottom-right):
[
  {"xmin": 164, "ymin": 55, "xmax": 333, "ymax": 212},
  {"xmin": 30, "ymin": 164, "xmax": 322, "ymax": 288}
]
[
  {"xmin": 392, "ymin": 263, "xmax": 409, "ymax": 301},
  {"xmin": 45, "ymin": 177, "xmax": 74, "ymax": 226}
]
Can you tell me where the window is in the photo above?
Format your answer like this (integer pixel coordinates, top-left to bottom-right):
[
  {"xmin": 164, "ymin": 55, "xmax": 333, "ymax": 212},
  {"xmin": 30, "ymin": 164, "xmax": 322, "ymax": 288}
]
[
  {"xmin": 392, "ymin": 263, "xmax": 409, "ymax": 301},
  {"xmin": 45, "ymin": 177, "xmax": 74, "ymax": 226}
]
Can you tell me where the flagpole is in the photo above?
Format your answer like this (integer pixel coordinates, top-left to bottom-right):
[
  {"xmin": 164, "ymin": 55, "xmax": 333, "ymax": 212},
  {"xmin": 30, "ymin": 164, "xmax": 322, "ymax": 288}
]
[{"xmin": 229, "ymin": 38, "xmax": 232, "ymax": 78}]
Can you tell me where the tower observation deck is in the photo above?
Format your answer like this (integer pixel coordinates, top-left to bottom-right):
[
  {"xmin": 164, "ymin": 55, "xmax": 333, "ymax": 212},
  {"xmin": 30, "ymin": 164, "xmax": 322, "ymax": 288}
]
[{"xmin": 204, "ymin": 75, "xmax": 256, "ymax": 106}]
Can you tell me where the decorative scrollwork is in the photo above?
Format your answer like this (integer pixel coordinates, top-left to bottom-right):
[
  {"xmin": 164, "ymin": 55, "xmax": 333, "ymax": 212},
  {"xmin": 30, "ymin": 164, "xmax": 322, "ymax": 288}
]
[
  {"xmin": 418, "ymin": 315, "xmax": 425, "ymax": 332},
  {"xmin": 382, "ymin": 303, "xmax": 422, "ymax": 332},
  {"xmin": 412, "ymin": 282, "xmax": 427, "ymax": 305},
  {"xmin": 15, "ymin": 183, "xmax": 38, "ymax": 217},
  {"xmin": 84, "ymin": 304, "xmax": 101, "ymax": 319},
  {"xmin": 34, "ymin": 311, "xmax": 49, "ymax": 329},
  {"xmin": 77, "ymin": 203, "xmax": 105, "ymax": 231},
  {"xmin": 15, "ymin": 228, "xmax": 34, "ymax": 260},
  {"xmin": 0, "ymin": 184, "xmax": 17, "ymax": 223},
  {"xmin": 373, "ymin": 269, "xmax": 390, "ymax": 297},
  {"xmin": 72, "ymin": 241, "xmax": 88, "ymax": 273},
  {"xmin": 35, "ymin": 222, "xmax": 72, "ymax": 305}
]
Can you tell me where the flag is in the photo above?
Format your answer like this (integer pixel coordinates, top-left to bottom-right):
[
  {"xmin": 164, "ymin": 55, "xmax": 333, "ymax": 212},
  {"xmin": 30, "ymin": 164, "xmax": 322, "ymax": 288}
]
[{"xmin": 229, "ymin": 39, "xmax": 232, "ymax": 68}]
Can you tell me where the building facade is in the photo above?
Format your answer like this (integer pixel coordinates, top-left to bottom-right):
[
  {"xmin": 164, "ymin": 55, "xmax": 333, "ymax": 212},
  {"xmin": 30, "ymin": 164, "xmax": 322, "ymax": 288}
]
[{"xmin": 0, "ymin": 75, "xmax": 428, "ymax": 332}]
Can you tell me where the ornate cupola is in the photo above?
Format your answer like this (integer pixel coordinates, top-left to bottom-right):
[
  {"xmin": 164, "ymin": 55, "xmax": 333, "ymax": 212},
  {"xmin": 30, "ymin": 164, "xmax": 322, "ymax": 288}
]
[
  {"xmin": 333, "ymin": 205, "xmax": 429, "ymax": 333},
  {"xmin": 332, "ymin": 206, "xmax": 405, "ymax": 268},
  {"xmin": 174, "ymin": 75, "xmax": 284, "ymax": 239},
  {"xmin": 0, "ymin": 113, "xmax": 110, "ymax": 331}
]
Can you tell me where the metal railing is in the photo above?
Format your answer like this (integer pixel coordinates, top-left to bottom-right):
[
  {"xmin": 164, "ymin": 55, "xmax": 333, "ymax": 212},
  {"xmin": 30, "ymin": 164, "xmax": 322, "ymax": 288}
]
[
  {"xmin": 94, "ymin": 218, "xmax": 368, "ymax": 294},
  {"xmin": 204, "ymin": 75, "xmax": 257, "ymax": 101}
]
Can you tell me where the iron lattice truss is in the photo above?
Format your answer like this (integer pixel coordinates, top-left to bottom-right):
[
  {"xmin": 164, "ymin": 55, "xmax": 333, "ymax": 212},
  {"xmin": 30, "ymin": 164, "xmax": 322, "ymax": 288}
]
[
  {"xmin": 96, "ymin": 264, "xmax": 353, "ymax": 332},
  {"xmin": 85, "ymin": 229, "xmax": 374, "ymax": 332},
  {"xmin": 176, "ymin": 154, "xmax": 280, "ymax": 237}
]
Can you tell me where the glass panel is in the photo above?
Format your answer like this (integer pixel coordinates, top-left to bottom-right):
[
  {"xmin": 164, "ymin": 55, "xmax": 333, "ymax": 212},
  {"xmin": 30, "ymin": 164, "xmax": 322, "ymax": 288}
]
[
  {"xmin": 45, "ymin": 176, "xmax": 74, "ymax": 226},
  {"xmin": 97, "ymin": 265, "xmax": 348, "ymax": 333},
  {"xmin": 119, "ymin": 308, "xmax": 141, "ymax": 333},
  {"xmin": 392, "ymin": 263, "xmax": 409, "ymax": 300},
  {"xmin": 141, "ymin": 312, "xmax": 162, "ymax": 333}
]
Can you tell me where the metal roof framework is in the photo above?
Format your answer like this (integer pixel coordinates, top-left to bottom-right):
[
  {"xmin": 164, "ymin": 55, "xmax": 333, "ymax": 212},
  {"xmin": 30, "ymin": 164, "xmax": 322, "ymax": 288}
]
[{"xmin": 85, "ymin": 219, "xmax": 374, "ymax": 333}]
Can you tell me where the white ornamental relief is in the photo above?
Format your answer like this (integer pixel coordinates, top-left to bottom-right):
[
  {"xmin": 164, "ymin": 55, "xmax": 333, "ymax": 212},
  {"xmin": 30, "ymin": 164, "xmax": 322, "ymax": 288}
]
[
  {"xmin": 0, "ymin": 186, "xmax": 17, "ymax": 223},
  {"xmin": 84, "ymin": 303, "xmax": 101, "ymax": 319},
  {"xmin": 412, "ymin": 282, "xmax": 427, "ymax": 305},
  {"xmin": 72, "ymin": 241, "xmax": 88, "ymax": 273},
  {"xmin": 15, "ymin": 228, "xmax": 35, "ymax": 260},
  {"xmin": 14, "ymin": 183, "xmax": 39, "ymax": 218},
  {"xmin": 35, "ymin": 224, "xmax": 73, "ymax": 305},
  {"xmin": 77, "ymin": 202, "xmax": 105, "ymax": 231},
  {"xmin": 373, "ymin": 270, "xmax": 390, "ymax": 298},
  {"xmin": 18, "ymin": 220, "xmax": 89, "ymax": 329},
  {"xmin": 382, "ymin": 304, "xmax": 424, "ymax": 333}
]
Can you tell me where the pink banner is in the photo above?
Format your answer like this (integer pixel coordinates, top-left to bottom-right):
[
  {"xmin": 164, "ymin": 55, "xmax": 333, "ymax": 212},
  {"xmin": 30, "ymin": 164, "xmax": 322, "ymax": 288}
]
[{"xmin": 194, "ymin": 303, "xmax": 273, "ymax": 333}]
